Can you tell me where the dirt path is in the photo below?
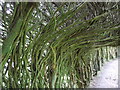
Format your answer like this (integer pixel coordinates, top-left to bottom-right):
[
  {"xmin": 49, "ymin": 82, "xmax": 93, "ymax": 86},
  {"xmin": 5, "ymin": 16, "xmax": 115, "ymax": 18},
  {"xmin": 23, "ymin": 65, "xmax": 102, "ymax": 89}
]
[{"xmin": 88, "ymin": 58, "xmax": 118, "ymax": 88}]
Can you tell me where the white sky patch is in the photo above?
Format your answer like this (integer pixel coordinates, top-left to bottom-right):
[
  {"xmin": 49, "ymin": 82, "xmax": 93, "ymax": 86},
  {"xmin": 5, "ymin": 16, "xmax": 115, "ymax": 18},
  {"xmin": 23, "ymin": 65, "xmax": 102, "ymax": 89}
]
[
  {"xmin": 12, "ymin": 62, "xmax": 14, "ymax": 68},
  {"xmin": 18, "ymin": 81, "xmax": 20, "ymax": 84},
  {"xmin": 6, "ymin": 71, "xmax": 8, "ymax": 77},
  {"xmin": 6, "ymin": 10, "xmax": 11, "ymax": 14},
  {"xmin": 27, "ymin": 67, "xmax": 31, "ymax": 71},
  {"xmin": 42, "ymin": 21, "xmax": 47, "ymax": 25},
  {"xmin": 6, "ymin": 3, "xmax": 10, "ymax": 7},
  {"xmin": 5, "ymin": 63, "xmax": 8, "ymax": 67},
  {"xmin": 46, "ymin": 43, "xmax": 49, "ymax": 45},
  {"xmin": 0, "ymin": 25, "xmax": 4, "ymax": 30},
  {"xmin": 22, "ymin": 61, "xmax": 24, "ymax": 64},
  {"xmin": 44, "ymin": 50, "xmax": 47, "ymax": 54},
  {"xmin": 0, "ymin": 5, "xmax": 2, "ymax": 11},
  {"xmin": 0, "ymin": 0, "xmax": 4, "ymax": 3}
]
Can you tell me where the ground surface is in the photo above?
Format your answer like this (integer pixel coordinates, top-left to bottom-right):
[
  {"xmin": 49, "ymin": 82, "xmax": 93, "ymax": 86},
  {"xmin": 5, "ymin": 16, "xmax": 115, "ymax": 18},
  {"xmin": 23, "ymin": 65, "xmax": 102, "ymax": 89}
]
[{"xmin": 88, "ymin": 58, "xmax": 118, "ymax": 88}]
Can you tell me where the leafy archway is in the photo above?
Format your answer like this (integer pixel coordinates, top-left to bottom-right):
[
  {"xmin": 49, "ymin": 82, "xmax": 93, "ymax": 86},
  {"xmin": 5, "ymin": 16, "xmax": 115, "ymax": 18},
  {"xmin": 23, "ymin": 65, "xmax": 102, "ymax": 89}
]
[{"xmin": 0, "ymin": 2, "xmax": 120, "ymax": 88}]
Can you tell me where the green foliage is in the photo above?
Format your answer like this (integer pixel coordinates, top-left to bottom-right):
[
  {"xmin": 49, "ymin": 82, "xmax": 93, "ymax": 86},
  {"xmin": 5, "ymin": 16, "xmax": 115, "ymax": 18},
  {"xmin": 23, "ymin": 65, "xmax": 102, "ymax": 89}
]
[{"xmin": 0, "ymin": 2, "xmax": 119, "ymax": 88}]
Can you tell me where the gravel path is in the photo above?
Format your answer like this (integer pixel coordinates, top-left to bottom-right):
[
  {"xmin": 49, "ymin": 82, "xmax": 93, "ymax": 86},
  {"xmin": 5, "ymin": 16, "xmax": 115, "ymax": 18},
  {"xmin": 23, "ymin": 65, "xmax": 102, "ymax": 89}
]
[{"xmin": 88, "ymin": 58, "xmax": 118, "ymax": 88}]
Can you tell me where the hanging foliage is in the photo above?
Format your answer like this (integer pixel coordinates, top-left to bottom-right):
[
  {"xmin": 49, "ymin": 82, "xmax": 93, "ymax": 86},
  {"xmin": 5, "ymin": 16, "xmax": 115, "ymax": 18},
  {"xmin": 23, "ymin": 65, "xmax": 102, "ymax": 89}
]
[{"xmin": 0, "ymin": 2, "xmax": 120, "ymax": 88}]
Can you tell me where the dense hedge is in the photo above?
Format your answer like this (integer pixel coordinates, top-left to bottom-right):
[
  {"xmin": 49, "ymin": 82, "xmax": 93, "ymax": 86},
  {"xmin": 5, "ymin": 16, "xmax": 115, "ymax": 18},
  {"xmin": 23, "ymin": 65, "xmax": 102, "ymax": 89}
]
[{"xmin": 0, "ymin": 2, "xmax": 119, "ymax": 88}]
